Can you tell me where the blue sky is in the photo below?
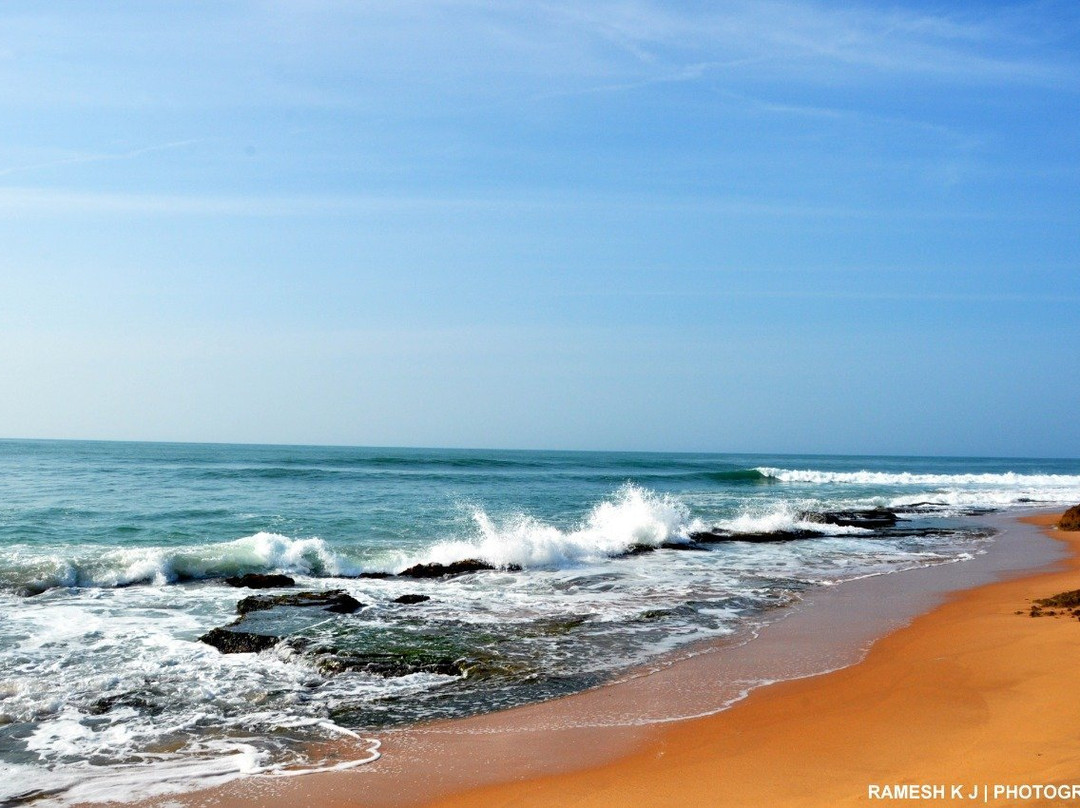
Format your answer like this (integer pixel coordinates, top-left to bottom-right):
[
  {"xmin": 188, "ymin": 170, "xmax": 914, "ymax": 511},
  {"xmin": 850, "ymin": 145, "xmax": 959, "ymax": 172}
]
[{"xmin": 1, "ymin": 0, "xmax": 1077, "ymax": 456}]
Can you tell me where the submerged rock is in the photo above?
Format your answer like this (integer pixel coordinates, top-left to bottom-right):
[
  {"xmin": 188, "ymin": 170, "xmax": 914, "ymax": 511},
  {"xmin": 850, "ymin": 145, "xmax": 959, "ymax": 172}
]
[
  {"xmin": 199, "ymin": 626, "xmax": 280, "ymax": 654},
  {"xmin": 398, "ymin": 559, "xmax": 496, "ymax": 578},
  {"xmin": 393, "ymin": 594, "xmax": 431, "ymax": 604},
  {"xmin": 1059, "ymin": 505, "xmax": 1080, "ymax": 531},
  {"xmin": 235, "ymin": 589, "xmax": 363, "ymax": 615},
  {"xmin": 307, "ymin": 648, "xmax": 464, "ymax": 678},
  {"xmin": 224, "ymin": 573, "xmax": 296, "ymax": 589}
]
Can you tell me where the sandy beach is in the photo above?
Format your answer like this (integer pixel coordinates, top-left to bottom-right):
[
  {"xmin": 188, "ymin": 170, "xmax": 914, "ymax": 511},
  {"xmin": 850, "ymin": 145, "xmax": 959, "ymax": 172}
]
[{"xmin": 127, "ymin": 510, "xmax": 1080, "ymax": 808}]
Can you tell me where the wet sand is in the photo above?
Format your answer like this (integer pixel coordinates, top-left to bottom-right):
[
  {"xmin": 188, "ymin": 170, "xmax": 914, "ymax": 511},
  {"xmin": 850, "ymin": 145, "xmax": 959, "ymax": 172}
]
[{"xmin": 129, "ymin": 512, "xmax": 1077, "ymax": 808}]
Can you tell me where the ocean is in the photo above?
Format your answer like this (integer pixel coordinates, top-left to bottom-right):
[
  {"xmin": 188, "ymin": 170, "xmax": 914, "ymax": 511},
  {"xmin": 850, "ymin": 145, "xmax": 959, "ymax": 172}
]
[{"xmin": 1, "ymin": 439, "xmax": 1079, "ymax": 805}]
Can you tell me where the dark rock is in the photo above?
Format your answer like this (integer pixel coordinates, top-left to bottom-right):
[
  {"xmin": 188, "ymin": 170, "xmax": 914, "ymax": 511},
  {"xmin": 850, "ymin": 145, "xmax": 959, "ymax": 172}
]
[
  {"xmin": 236, "ymin": 589, "xmax": 363, "ymax": 615},
  {"xmin": 621, "ymin": 541, "xmax": 706, "ymax": 556},
  {"xmin": 89, "ymin": 692, "xmax": 163, "ymax": 716},
  {"xmin": 224, "ymin": 573, "xmax": 296, "ymax": 589},
  {"xmin": 309, "ymin": 649, "xmax": 464, "ymax": 678},
  {"xmin": 688, "ymin": 530, "xmax": 729, "ymax": 543},
  {"xmin": 199, "ymin": 626, "xmax": 280, "ymax": 654},
  {"xmin": 358, "ymin": 571, "xmax": 393, "ymax": 579},
  {"xmin": 17, "ymin": 581, "xmax": 52, "ymax": 597},
  {"xmin": 800, "ymin": 507, "xmax": 899, "ymax": 529},
  {"xmin": 1059, "ymin": 505, "xmax": 1080, "ymax": 532},
  {"xmin": 689, "ymin": 529, "xmax": 820, "ymax": 543},
  {"xmin": 393, "ymin": 594, "xmax": 431, "ymax": 604},
  {"xmin": 1034, "ymin": 589, "xmax": 1080, "ymax": 609},
  {"xmin": 623, "ymin": 544, "xmax": 655, "ymax": 556},
  {"xmin": 398, "ymin": 559, "xmax": 496, "ymax": 578}
]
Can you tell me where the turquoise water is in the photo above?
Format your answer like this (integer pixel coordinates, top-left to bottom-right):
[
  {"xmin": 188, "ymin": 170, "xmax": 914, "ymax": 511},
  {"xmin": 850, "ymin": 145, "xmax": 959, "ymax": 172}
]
[{"xmin": 2, "ymin": 440, "xmax": 1079, "ymax": 804}]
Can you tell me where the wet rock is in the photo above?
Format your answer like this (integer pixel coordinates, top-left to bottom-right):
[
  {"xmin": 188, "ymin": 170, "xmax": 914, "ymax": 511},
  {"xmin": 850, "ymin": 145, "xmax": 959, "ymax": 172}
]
[
  {"xmin": 236, "ymin": 589, "xmax": 363, "ymax": 615},
  {"xmin": 800, "ymin": 507, "xmax": 899, "ymax": 529},
  {"xmin": 621, "ymin": 541, "xmax": 706, "ymax": 556},
  {"xmin": 689, "ymin": 529, "xmax": 820, "ymax": 543},
  {"xmin": 16, "ymin": 582, "xmax": 52, "ymax": 598},
  {"xmin": 89, "ymin": 692, "xmax": 163, "ymax": 716},
  {"xmin": 308, "ymin": 648, "xmax": 464, "ymax": 678},
  {"xmin": 1059, "ymin": 505, "xmax": 1080, "ymax": 531},
  {"xmin": 358, "ymin": 571, "xmax": 393, "ymax": 579},
  {"xmin": 623, "ymin": 544, "xmax": 655, "ymax": 556},
  {"xmin": 393, "ymin": 594, "xmax": 431, "ymax": 604},
  {"xmin": 398, "ymin": 559, "xmax": 496, "ymax": 578},
  {"xmin": 224, "ymin": 573, "xmax": 296, "ymax": 589},
  {"xmin": 199, "ymin": 626, "xmax": 280, "ymax": 654}
]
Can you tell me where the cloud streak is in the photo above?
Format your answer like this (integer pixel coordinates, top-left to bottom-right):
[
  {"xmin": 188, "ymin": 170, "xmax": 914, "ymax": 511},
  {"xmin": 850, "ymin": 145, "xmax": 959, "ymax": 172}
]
[{"xmin": 0, "ymin": 139, "xmax": 211, "ymax": 179}]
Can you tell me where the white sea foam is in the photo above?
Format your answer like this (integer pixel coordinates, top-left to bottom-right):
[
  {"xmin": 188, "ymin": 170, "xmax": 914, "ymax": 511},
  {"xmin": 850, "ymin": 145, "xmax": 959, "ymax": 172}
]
[
  {"xmin": 756, "ymin": 468, "xmax": 1080, "ymax": 509},
  {"xmin": 7, "ymin": 733, "xmax": 383, "ymax": 807},
  {"xmin": 0, "ymin": 532, "xmax": 366, "ymax": 591},
  {"xmin": 715, "ymin": 503, "xmax": 871, "ymax": 536},
  {"xmin": 411, "ymin": 484, "xmax": 701, "ymax": 570}
]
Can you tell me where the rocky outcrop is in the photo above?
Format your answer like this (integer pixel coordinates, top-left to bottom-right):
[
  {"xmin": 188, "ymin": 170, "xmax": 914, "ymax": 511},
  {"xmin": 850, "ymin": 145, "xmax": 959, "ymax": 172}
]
[
  {"xmin": 224, "ymin": 573, "xmax": 296, "ymax": 588},
  {"xmin": 623, "ymin": 541, "xmax": 709, "ymax": 556},
  {"xmin": 393, "ymin": 594, "xmax": 431, "ymax": 604},
  {"xmin": 1059, "ymin": 505, "xmax": 1080, "ymax": 531},
  {"xmin": 800, "ymin": 507, "xmax": 899, "ymax": 529},
  {"xmin": 302, "ymin": 646, "xmax": 464, "ymax": 677},
  {"xmin": 235, "ymin": 589, "xmax": 363, "ymax": 615},
  {"xmin": 199, "ymin": 626, "xmax": 280, "ymax": 654},
  {"xmin": 399, "ymin": 559, "xmax": 497, "ymax": 578},
  {"xmin": 201, "ymin": 589, "xmax": 364, "ymax": 655},
  {"xmin": 689, "ymin": 529, "xmax": 821, "ymax": 543}
]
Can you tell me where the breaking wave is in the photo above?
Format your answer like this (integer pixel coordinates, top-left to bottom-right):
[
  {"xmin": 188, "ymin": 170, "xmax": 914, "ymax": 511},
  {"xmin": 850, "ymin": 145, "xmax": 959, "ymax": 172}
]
[
  {"xmin": 413, "ymin": 484, "xmax": 702, "ymax": 569},
  {"xmin": 0, "ymin": 532, "xmax": 365, "ymax": 594}
]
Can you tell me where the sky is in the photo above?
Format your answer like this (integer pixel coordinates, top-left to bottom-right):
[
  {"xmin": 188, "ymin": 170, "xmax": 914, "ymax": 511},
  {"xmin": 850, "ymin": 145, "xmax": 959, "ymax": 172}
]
[{"xmin": 0, "ymin": 0, "xmax": 1078, "ymax": 457}]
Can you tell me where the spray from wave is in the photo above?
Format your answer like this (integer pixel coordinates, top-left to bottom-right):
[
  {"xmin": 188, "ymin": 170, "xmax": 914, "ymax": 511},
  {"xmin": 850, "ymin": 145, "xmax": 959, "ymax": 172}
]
[{"xmin": 411, "ymin": 484, "xmax": 702, "ymax": 570}]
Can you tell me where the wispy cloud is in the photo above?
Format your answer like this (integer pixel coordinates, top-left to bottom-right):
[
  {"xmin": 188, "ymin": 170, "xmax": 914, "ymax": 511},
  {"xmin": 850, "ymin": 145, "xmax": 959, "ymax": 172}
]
[
  {"xmin": 0, "ymin": 139, "xmax": 210, "ymax": 179},
  {"xmin": 535, "ymin": 0, "xmax": 1078, "ymax": 89}
]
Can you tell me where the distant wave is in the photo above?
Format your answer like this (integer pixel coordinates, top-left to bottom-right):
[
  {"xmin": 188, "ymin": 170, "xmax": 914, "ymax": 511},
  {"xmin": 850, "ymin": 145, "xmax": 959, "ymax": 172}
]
[
  {"xmin": 756, "ymin": 468, "xmax": 1080, "ymax": 487},
  {"xmin": 197, "ymin": 456, "xmax": 549, "ymax": 481},
  {"xmin": 699, "ymin": 469, "xmax": 774, "ymax": 484},
  {"xmin": 755, "ymin": 467, "xmax": 1080, "ymax": 510}
]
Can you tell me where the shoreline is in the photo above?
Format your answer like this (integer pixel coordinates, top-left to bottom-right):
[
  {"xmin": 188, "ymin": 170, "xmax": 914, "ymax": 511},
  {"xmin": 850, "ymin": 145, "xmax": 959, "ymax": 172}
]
[{"xmin": 126, "ymin": 510, "xmax": 1075, "ymax": 808}]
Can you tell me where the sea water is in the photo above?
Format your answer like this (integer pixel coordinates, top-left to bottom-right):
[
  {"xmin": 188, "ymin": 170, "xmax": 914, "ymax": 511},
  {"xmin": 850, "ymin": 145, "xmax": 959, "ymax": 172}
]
[{"xmin": 1, "ymin": 440, "xmax": 1078, "ymax": 804}]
